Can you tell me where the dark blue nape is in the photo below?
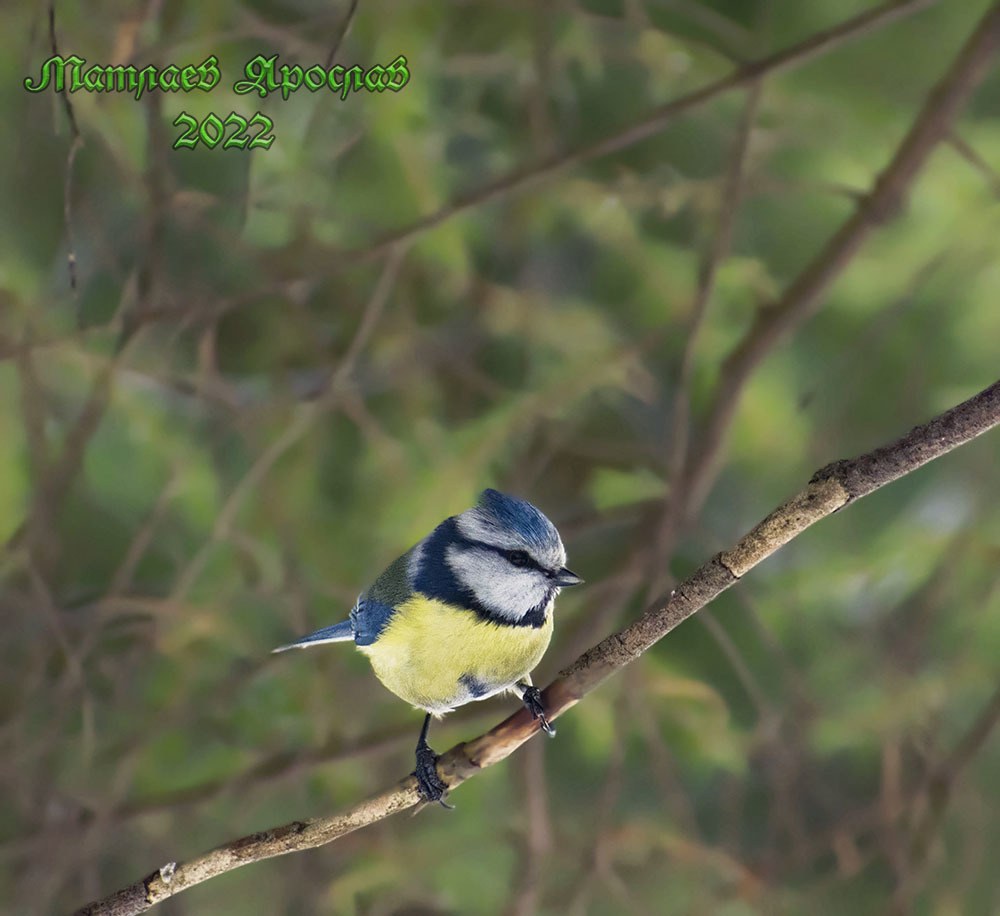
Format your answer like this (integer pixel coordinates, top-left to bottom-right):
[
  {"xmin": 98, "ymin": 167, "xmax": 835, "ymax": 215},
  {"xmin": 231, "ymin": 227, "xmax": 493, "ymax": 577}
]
[{"xmin": 413, "ymin": 517, "xmax": 478, "ymax": 610}]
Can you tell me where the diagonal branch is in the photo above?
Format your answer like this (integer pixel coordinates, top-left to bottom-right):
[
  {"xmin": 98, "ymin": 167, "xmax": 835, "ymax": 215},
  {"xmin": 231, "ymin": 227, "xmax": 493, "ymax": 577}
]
[
  {"xmin": 48, "ymin": 2, "xmax": 83, "ymax": 294},
  {"xmin": 75, "ymin": 376, "xmax": 1000, "ymax": 916},
  {"xmin": 906, "ymin": 680, "xmax": 1000, "ymax": 869},
  {"xmin": 339, "ymin": 0, "xmax": 941, "ymax": 260},
  {"xmin": 648, "ymin": 79, "xmax": 762, "ymax": 599},
  {"xmin": 682, "ymin": 0, "xmax": 1000, "ymax": 516}
]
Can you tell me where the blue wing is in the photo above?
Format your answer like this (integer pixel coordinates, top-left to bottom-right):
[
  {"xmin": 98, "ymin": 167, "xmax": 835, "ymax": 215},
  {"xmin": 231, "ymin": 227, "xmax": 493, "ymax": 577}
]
[
  {"xmin": 351, "ymin": 548, "xmax": 413, "ymax": 645},
  {"xmin": 349, "ymin": 598, "xmax": 396, "ymax": 646},
  {"xmin": 272, "ymin": 598, "xmax": 398, "ymax": 652},
  {"xmin": 272, "ymin": 547, "xmax": 414, "ymax": 653}
]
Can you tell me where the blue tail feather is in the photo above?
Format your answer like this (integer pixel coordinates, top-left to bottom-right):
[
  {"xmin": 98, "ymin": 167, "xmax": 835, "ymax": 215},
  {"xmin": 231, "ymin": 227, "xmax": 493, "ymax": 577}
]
[{"xmin": 272, "ymin": 619, "xmax": 353, "ymax": 652}]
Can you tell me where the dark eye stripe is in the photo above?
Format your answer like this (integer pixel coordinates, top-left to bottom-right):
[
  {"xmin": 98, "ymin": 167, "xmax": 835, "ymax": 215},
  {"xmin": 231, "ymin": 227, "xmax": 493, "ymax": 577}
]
[
  {"xmin": 456, "ymin": 530, "xmax": 547, "ymax": 573},
  {"xmin": 502, "ymin": 548, "xmax": 546, "ymax": 571}
]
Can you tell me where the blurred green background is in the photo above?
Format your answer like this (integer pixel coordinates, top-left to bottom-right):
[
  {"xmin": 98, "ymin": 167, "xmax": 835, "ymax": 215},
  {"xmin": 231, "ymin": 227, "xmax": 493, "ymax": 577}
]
[{"xmin": 2, "ymin": 0, "xmax": 999, "ymax": 913}]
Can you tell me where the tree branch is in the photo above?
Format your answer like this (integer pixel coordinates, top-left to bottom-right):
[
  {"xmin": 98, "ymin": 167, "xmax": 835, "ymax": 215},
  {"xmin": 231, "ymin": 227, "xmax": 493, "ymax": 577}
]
[
  {"xmin": 682, "ymin": 0, "xmax": 1000, "ymax": 516},
  {"xmin": 906, "ymin": 680, "xmax": 1000, "ymax": 869},
  {"xmin": 75, "ymin": 376, "xmax": 1000, "ymax": 916},
  {"xmin": 338, "ymin": 0, "xmax": 941, "ymax": 260}
]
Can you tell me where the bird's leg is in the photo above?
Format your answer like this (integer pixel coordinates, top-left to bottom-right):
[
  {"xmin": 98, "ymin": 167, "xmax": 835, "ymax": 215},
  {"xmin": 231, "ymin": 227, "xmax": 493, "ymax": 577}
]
[
  {"xmin": 515, "ymin": 680, "xmax": 556, "ymax": 737},
  {"xmin": 413, "ymin": 712, "xmax": 452, "ymax": 808}
]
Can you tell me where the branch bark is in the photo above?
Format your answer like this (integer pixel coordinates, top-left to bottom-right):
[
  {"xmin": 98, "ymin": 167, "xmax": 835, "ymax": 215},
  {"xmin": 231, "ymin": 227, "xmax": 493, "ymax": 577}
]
[{"xmin": 75, "ymin": 376, "xmax": 1000, "ymax": 916}]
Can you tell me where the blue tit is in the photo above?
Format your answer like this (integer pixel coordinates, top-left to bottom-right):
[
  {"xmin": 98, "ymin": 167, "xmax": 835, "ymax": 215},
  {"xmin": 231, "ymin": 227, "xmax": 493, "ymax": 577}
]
[{"xmin": 273, "ymin": 488, "xmax": 582, "ymax": 803}]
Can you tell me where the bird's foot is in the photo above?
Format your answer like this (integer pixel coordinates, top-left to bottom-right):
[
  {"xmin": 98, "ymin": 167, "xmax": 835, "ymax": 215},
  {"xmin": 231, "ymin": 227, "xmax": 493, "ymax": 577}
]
[
  {"xmin": 521, "ymin": 685, "xmax": 556, "ymax": 737},
  {"xmin": 414, "ymin": 741, "xmax": 452, "ymax": 808}
]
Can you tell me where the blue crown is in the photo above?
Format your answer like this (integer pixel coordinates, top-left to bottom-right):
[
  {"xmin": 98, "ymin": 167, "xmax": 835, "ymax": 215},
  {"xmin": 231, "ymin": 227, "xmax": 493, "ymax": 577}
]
[{"xmin": 478, "ymin": 489, "xmax": 558, "ymax": 551}]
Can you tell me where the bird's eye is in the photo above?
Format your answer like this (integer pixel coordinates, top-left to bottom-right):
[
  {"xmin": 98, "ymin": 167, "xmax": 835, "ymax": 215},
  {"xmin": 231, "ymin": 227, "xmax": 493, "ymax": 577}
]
[{"xmin": 505, "ymin": 550, "xmax": 532, "ymax": 568}]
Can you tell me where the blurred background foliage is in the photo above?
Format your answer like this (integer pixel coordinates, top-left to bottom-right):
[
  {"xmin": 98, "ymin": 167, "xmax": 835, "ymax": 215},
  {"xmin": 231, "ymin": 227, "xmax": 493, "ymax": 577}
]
[{"xmin": 1, "ymin": 0, "xmax": 999, "ymax": 913}]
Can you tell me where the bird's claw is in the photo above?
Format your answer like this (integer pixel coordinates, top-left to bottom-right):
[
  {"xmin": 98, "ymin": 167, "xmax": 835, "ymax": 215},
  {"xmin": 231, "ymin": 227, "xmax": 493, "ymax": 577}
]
[
  {"xmin": 413, "ymin": 742, "xmax": 452, "ymax": 808},
  {"xmin": 521, "ymin": 685, "xmax": 556, "ymax": 737}
]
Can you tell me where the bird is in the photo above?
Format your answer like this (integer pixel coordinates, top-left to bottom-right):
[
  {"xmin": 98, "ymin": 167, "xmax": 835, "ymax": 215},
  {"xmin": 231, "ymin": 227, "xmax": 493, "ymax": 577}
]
[{"xmin": 273, "ymin": 488, "xmax": 582, "ymax": 804}]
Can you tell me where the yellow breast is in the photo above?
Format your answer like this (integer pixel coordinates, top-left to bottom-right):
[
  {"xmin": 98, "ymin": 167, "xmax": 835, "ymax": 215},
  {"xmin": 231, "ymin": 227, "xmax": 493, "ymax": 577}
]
[{"xmin": 357, "ymin": 593, "xmax": 554, "ymax": 714}]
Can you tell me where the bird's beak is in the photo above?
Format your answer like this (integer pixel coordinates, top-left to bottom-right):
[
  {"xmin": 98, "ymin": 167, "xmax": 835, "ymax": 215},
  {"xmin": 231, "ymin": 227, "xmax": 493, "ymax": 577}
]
[{"xmin": 553, "ymin": 567, "xmax": 584, "ymax": 587}]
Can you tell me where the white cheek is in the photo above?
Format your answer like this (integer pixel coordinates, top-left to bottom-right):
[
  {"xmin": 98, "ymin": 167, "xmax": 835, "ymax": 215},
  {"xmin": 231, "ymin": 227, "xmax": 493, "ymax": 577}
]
[{"xmin": 447, "ymin": 548, "xmax": 550, "ymax": 620}]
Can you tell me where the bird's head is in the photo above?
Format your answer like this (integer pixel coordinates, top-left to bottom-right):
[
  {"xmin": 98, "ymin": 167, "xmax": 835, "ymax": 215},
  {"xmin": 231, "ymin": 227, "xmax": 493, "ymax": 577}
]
[{"xmin": 441, "ymin": 489, "xmax": 582, "ymax": 623}]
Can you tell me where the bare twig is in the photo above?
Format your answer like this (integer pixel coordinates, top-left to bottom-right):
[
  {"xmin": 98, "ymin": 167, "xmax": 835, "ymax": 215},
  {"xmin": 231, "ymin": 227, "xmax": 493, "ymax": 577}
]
[
  {"xmin": 698, "ymin": 610, "xmax": 773, "ymax": 721},
  {"xmin": 947, "ymin": 130, "xmax": 1000, "ymax": 196},
  {"xmin": 324, "ymin": 0, "xmax": 359, "ymax": 68},
  {"xmin": 169, "ymin": 246, "xmax": 407, "ymax": 602},
  {"xmin": 505, "ymin": 739, "xmax": 553, "ymax": 916},
  {"xmin": 568, "ymin": 682, "xmax": 631, "ymax": 916},
  {"xmin": 8, "ymin": 334, "xmax": 140, "ymax": 567},
  {"xmin": 14, "ymin": 346, "xmax": 50, "ymax": 480},
  {"xmin": 75, "ymin": 378, "xmax": 1000, "ymax": 915},
  {"xmin": 648, "ymin": 80, "xmax": 762, "ymax": 600},
  {"xmin": 907, "ymin": 681, "xmax": 1000, "ymax": 869},
  {"xmin": 627, "ymin": 665, "xmax": 702, "ymax": 836},
  {"xmin": 339, "ymin": 0, "xmax": 940, "ymax": 260},
  {"xmin": 749, "ymin": 675, "xmax": 1000, "ymax": 884},
  {"xmin": 682, "ymin": 0, "xmax": 1000, "ymax": 517},
  {"xmin": 49, "ymin": 2, "xmax": 83, "ymax": 293},
  {"xmin": 108, "ymin": 470, "xmax": 182, "ymax": 596}
]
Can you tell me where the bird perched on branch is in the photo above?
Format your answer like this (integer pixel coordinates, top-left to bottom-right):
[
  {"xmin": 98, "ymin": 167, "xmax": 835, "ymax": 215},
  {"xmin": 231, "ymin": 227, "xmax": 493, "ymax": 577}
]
[{"xmin": 273, "ymin": 489, "xmax": 582, "ymax": 804}]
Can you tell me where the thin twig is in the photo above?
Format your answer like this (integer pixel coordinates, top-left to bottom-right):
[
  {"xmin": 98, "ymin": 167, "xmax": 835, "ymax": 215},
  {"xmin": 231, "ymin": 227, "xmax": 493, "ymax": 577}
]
[
  {"xmin": 338, "ymin": 0, "xmax": 940, "ymax": 261},
  {"xmin": 505, "ymin": 739, "xmax": 553, "ymax": 916},
  {"xmin": 169, "ymin": 246, "xmax": 407, "ymax": 602},
  {"xmin": 6, "ymin": 333, "xmax": 142, "ymax": 565},
  {"xmin": 947, "ymin": 130, "xmax": 1000, "ymax": 196},
  {"xmin": 647, "ymin": 80, "xmax": 762, "ymax": 600},
  {"xmin": 324, "ymin": 0, "xmax": 359, "ymax": 68},
  {"xmin": 907, "ymin": 681, "xmax": 1000, "ymax": 870},
  {"xmin": 682, "ymin": 0, "xmax": 1000, "ymax": 518},
  {"xmin": 49, "ymin": 2, "xmax": 83, "ymax": 293}
]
